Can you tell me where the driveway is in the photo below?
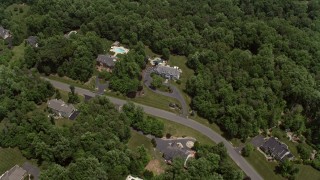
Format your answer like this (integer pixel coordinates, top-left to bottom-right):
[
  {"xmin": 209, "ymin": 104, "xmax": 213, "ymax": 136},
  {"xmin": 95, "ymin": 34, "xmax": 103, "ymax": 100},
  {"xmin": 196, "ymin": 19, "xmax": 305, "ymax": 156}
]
[
  {"xmin": 143, "ymin": 67, "xmax": 189, "ymax": 116},
  {"xmin": 44, "ymin": 78, "xmax": 263, "ymax": 180}
]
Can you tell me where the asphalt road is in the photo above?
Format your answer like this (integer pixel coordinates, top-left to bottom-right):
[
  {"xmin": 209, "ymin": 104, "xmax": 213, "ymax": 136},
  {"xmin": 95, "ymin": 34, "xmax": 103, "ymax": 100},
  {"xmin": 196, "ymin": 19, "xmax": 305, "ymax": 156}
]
[{"xmin": 45, "ymin": 78, "xmax": 263, "ymax": 180}]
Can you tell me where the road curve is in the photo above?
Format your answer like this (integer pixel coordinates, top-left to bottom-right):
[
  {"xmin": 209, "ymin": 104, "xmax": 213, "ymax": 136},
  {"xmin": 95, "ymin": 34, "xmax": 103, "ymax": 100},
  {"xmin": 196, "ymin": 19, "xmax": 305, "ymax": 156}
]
[{"xmin": 44, "ymin": 78, "xmax": 263, "ymax": 180}]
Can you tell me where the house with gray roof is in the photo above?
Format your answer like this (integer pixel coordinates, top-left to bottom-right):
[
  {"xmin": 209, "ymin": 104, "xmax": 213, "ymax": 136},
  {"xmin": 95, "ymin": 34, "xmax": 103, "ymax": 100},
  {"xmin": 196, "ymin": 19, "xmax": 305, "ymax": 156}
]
[
  {"xmin": 0, "ymin": 26, "xmax": 11, "ymax": 39},
  {"xmin": 26, "ymin": 36, "xmax": 38, "ymax": 48},
  {"xmin": 0, "ymin": 165, "xmax": 27, "ymax": 180},
  {"xmin": 155, "ymin": 138, "xmax": 195, "ymax": 164},
  {"xmin": 96, "ymin": 54, "xmax": 117, "ymax": 71},
  {"xmin": 154, "ymin": 65, "xmax": 181, "ymax": 80},
  {"xmin": 48, "ymin": 99, "xmax": 76, "ymax": 118},
  {"xmin": 260, "ymin": 137, "xmax": 294, "ymax": 161}
]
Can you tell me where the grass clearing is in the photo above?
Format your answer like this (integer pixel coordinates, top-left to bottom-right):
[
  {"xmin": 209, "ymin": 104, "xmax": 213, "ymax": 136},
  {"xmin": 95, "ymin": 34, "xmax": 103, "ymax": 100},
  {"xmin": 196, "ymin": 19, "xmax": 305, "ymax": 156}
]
[
  {"xmin": 128, "ymin": 130, "xmax": 167, "ymax": 174},
  {"xmin": 245, "ymin": 150, "xmax": 284, "ymax": 180},
  {"xmin": 152, "ymin": 116, "xmax": 215, "ymax": 145},
  {"xmin": 168, "ymin": 55, "xmax": 194, "ymax": 105},
  {"xmin": 132, "ymin": 85, "xmax": 181, "ymax": 114},
  {"xmin": 144, "ymin": 46, "xmax": 160, "ymax": 57},
  {"xmin": 6, "ymin": 4, "xmax": 30, "ymax": 22},
  {"xmin": 55, "ymin": 118, "xmax": 74, "ymax": 127},
  {"xmin": 0, "ymin": 148, "xmax": 27, "ymax": 174},
  {"xmin": 296, "ymin": 164, "xmax": 320, "ymax": 180}
]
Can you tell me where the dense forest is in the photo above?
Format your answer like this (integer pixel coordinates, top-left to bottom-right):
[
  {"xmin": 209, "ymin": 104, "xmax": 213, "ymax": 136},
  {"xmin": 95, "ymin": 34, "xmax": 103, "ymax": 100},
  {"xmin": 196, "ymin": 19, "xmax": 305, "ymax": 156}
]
[
  {"xmin": 1, "ymin": 0, "xmax": 320, "ymax": 178},
  {"xmin": 5, "ymin": 0, "xmax": 317, "ymax": 148}
]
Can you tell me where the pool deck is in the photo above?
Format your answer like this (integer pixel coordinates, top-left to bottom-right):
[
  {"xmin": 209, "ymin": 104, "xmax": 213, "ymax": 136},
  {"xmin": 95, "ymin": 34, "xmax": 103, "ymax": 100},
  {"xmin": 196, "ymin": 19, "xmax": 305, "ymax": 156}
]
[{"xmin": 110, "ymin": 46, "xmax": 129, "ymax": 57}]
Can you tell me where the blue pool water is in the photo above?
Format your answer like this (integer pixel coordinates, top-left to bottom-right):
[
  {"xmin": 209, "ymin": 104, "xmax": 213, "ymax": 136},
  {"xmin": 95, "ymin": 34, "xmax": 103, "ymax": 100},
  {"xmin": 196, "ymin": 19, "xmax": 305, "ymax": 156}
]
[{"xmin": 114, "ymin": 47, "xmax": 126, "ymax": 53}]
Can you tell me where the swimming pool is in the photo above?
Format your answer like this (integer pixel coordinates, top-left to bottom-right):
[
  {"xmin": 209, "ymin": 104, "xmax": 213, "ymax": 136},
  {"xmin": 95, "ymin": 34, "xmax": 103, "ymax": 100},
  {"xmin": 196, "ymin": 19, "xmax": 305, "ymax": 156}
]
[{"xmin": 113, "ymin": 47, "xmax": 126, "ymax": 54}]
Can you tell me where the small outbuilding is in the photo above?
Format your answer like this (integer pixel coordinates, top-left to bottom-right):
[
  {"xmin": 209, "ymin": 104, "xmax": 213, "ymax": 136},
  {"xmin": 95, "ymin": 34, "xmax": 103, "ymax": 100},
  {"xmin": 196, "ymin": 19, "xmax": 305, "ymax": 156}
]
[{"xmin": 26, "ymin": 36, "xmax": 38, "ymax": 48}]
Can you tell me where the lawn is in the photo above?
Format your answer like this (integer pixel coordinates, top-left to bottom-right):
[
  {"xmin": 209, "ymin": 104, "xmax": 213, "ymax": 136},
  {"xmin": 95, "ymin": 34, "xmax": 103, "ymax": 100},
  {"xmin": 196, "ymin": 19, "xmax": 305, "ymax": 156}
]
[
  {"xmin": 128, "ymin": 130, "xmax": 167, "ymax": 174},
  {"xmin": 0, "ymin": 148, "xmax": 28, "ymax": 174},
  {"xmin": 296, "ymin": 164, "xmax": 320, "ymax": 180},
  {"xmin": 245, "ymin": 150, "xmax": 284, "ymax": 180},
  {"xmin": 55, "ymin": 118, "xmax": 75, "ymax": 127},
  {"xmin": 167, "ymin": 55, "xmax": 194, "ymax": 105},
  {"xmin": 152, "ymin": 116, "xmax": 215, "ymax": 145},
  {"xmin": 132, "ymin": 85, "xmax": 182, "ymax": 114},
  {"xmin": 144, "ymin": 46, "xmax": 160, "ymax": 57}
]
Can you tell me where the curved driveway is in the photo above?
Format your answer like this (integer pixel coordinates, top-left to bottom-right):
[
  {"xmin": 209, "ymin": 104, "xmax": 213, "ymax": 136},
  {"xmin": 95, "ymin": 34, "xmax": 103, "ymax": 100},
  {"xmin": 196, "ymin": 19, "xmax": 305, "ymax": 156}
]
[
  {"xmin": 44, "ymin": 78, "xmax": 263, "ymax": 180},
  {"xmin": 143, "ymin": 68, "xmax": 189, "ymax": 116}
]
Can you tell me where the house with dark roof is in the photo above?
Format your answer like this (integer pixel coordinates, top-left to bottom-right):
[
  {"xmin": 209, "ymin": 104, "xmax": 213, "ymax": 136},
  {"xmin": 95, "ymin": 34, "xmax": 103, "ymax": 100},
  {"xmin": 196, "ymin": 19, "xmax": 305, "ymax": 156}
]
[
  {"xmin": 260, "ymin": 137, "xmax": 294, "ymax": 161},
  {"xmin": 48, "ymin": 99, "xmax": 76, "ymax": 119},
  {"xmin": 155, "ymin": 138, "xmax": 195, "ymax": 164},
  {"xmin": 26, "ymin": 36, "xmax": 38, "ymax": 48},
  {"xmin": 0, "ymin": 26, "xmax": 11, "ymax": 39},
  {"xmin": 96, "ymin": 54, "xmax": 117, "ymax": 71},
  {"xmin": 0, "ymin": 165, "xmax": 27, "ymax": 180},
  {"xmin": 154, "ymin": 65, "xmax": 181, "ymax": 80}
]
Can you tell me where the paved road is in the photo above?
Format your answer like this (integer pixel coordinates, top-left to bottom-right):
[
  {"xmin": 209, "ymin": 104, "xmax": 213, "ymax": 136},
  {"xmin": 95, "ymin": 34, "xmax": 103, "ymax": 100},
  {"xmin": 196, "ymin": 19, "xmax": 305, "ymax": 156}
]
[
  {"xmin": 143, "ymin": 67, "xmax": 189, "ymax": 116},
  {"xmin": 45, "ymin": 78, "xmax": 263, "ymax": 180}
]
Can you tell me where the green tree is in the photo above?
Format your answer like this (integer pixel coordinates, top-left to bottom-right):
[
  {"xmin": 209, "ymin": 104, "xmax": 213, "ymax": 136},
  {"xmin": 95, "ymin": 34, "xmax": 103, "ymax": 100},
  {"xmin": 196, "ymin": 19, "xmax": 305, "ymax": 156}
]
[
  {"xmin": 242, "ymin": 144, "xmax": 254, "ymax": 157},
  {"xmin": 151, "ymin": 75, "xmax": 163, "ymax": 89},
  {"xmin": 276, "ymin": 160, "xmax": 299, "ymax": 179}
]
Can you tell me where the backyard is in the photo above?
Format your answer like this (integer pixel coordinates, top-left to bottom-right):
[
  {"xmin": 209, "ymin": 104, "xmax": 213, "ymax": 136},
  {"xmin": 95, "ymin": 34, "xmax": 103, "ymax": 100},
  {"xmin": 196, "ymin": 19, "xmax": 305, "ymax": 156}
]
[{"xmin": 0, "ymin": 148, "xmax": 27, "ymax": 174}]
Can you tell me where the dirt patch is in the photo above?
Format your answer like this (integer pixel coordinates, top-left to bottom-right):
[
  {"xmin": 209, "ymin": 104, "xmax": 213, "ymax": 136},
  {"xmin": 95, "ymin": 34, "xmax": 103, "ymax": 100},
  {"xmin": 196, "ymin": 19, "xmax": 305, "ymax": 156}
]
[{"xmin": 145, "ymin": 159, "xmax": 165, "ymax": 175}]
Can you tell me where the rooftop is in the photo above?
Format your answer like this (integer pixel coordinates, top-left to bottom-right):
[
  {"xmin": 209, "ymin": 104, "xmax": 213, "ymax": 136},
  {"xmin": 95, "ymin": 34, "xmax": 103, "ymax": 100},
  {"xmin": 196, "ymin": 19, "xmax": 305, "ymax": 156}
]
[
  {"xmin": 96, "ymin": 54, "xmax": 117, "ymax": 67},
  {"xmin": 155, "ymin": 138, "xmax": 195, "ymax": 162},
  {"xmin": 155, "ymin": 65, "xmax": 180, "ymax": 78},
  {"xmin": 48, "ymin": 99, "xmax": 75, "ymax": 117},
  {"xmin": 26, "ymin": 36, "xmax": 38, "ymax": 47},
  {"xmin": 0, "ymin": 165, "xmax": 27, "ymax": 180},
  {"xmin": 0, "ymin": 26, "xmax": 10, "ymax": 39},
  {"xmin": 260, "ymin": 137, "xmax": 293, "ymax": 161}
]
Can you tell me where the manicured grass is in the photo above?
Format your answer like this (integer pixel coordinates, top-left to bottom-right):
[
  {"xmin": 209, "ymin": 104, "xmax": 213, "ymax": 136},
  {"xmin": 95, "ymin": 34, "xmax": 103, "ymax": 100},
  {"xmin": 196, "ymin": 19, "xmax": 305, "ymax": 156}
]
[
  {"xmin": 168, "ymin": 55, "xmax": 194, "ymax": 105},
  {"xmin": 128, "ymin": 130, "xmax": 167, "ymax": 174},
  {"xmin": 55, "ymin": 118, "xmax": 74, "ymax": 127},
  {"xmin": 0, "ymin": 148, "xmax": 28, "ymax": 174},
  {"xmin": 245, "ymin": 150, "xmax": 284, "ymax": 180},
  {"xmin": 132, "ymin": 85, "xmax": 181, "ymax": 114},
  {"xmin": 152, "ymin": 116, "xmax": 215, "ymax": 145},
  {"xmin": 296, "ymin": 164, "xmax": 320, "ymax": 180}
]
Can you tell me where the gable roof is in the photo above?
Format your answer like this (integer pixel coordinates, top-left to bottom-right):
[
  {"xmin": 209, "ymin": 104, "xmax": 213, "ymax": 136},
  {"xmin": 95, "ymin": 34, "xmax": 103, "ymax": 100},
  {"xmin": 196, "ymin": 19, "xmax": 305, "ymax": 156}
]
[
  {"xmin": 260, "ymin": 137, "xmax": 293, "ymax": 161},
  {"xmin": 26, "ymin": 36, "xmax": 38, "ymax": 47},
  {"xmin": 48, "ymin": 99, "xmax": 75, "ymax": 116},
  {"xmin": 96, "ymin": 54, "xmax": 117, "ymax": 67},
  {"xmin": 0, "ymin": 165, "xmax": 27, "ymax": 180},
  {"xmin": 0, "ymin": 26, "xmax": 10, "ymax": 39},
  {"xmin": 155, "ymin": 65, "xmax": 180, "ymax": 78}
]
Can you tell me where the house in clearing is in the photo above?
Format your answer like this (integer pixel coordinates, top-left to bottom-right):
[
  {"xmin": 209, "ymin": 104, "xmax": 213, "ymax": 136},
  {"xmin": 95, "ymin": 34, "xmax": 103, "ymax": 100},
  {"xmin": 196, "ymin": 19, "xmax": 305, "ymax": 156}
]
[
  {"xmin": 48, "ymin": 99, "xmax": 76, "ymax": 119},
  {"xmin": 260, "ymin": 137, "xmax": 294, "ymax": 162},
  {"xmin": 155, "ymin": 138, "xmax": 195, "ymax": 165},
  {"xmin": 96, "ymin": 54, "xmax": 117, "ymax": 72},
  {"xmin": 154, "ymin": 65, "xmax": 181, "ymax": 80},
  {"xmin": 0, "ymin": 26, "xmax": 11, "ymax": 39},
  {"xmin": 26, "ymin": 36, "xmax": 38, "ymax": 48}
]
